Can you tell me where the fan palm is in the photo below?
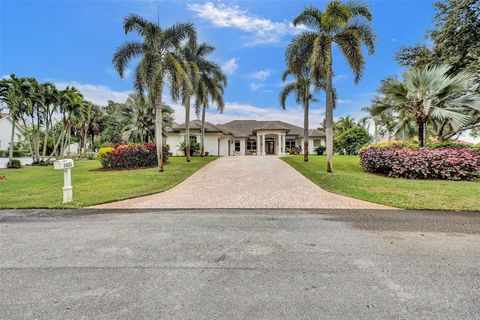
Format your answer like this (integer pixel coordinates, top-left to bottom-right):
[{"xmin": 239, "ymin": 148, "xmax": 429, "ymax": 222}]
[
  {"xmin": 372, "ymin": 64, "xmax": 480, "ymax": 146},
  {"xmin": 292, "ymin": 1, "xmax": 376, "ymax": 172},
  {"xmin": 118, "ymin": 93, "xmax": 174, "ymax": 144},
  {"xmin": 113, "ymin": 13, "xmax": 194, "ymax": 171}
]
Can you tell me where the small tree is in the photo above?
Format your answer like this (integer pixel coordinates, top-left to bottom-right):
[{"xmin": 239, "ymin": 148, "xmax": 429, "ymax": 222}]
[{"xmin": 334, "ymin": 126, "xmax": 371, "ymax": 155}]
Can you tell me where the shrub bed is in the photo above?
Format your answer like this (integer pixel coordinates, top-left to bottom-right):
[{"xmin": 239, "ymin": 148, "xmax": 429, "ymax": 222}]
[
  {"xmin": 98, "ymin": 143, "xmax": 169, "ymax": 169},
  {"xmin": 360, "ymin": 146, "xmax": 480, "ymax": 181}
]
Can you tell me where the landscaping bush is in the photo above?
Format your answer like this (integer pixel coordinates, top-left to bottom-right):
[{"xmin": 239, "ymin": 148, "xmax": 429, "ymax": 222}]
[
  {"xmin": 98, "ymin": 143, "xmax": 169, "ymax": 169},
  {"xmin": 360, "ymin": 146, "xmax": 480, "ymax": 181},
  {"xmin": 368, "ymin": 140, "xmax": 477, "ymax": 150},
  {"xmin": 314, "ymin": 145, "xmax": 326, "ymax": 155},
  {"xmin": 7, "ymin": 159, "xmax": 22, "ymax": 169},
  {"xmin": 334, "ymin": 126, "xmax": 371, "ymax": 155},
  {"xmin": 179, "ymin": 141, "xmax": 201, "ymax": 156}
]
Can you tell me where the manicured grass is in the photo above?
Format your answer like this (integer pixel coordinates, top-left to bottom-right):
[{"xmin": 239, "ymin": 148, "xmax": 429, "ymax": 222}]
[
  {"xmin": 281, "ymin": 155, "xmax": 480, "ymax": 211},
  {"xmin": 0, "ymin": 157, "xmax": 217, "ymax": 208}
]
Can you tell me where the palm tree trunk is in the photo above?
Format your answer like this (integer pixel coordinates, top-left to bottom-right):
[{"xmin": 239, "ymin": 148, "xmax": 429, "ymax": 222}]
[
  {"xmin": 8, "ymin": 118, "xmax": 15, "ymax": 163},
  {"xmin": 21, "ymin": 117, "xmax": 35, "ymax": 162},
  {"xmin": 41, "ymin": 118, "xmax": 49, "ymax": 163},
  {"xmin": 303, "ymin": 96, "xmax": 309, "ymax": 162},
  {"xmin": 200, "ymin": 105, "xmax": 206, "ymax": 157},
  {"xmin": 154, "ymin": 89, "xmax": 164, "ymax": 172},
  {"xmin": 325, "ymin": 48, "xmax": 334, "ymax": 173},
  {"xmin": 185, "ymin": 98, "xmax": 191, "ymax": 162},
  {"xmin": 418, "ymin": 122, "xmax": 425, "ymax": 147}
]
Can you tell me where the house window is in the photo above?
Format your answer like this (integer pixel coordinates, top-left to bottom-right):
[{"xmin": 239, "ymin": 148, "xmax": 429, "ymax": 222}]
[
  {"xmin": 234, "ymin": 140, "xmax": 241, "ymax": 152},
  {"xmin": 246, "ymin": 139, "xmax": 256, "ymax": 150},
  {"xmin": 313, "ymin": 139, "xmax": 322, "ymax": 147},
  {"xmin": 286, "ymin": 139, "xmax": 296, "ymax": 149},
  {"xmin": 188, "ymin": 135, "xmax": 197, "ymax": 143}
]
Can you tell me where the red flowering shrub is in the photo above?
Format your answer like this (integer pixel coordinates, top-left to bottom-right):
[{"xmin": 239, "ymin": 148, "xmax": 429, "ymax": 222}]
[
  {"xmin": 99, "ymin": 143, "xmax": 169, "ymax": 169},
  {"xmin": 360, "ymin": 146, "xmax": 480, "ymax": 181}
]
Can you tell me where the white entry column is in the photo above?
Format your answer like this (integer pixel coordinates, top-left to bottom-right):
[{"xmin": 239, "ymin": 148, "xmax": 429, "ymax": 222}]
[
  {"xmin": 262, "ymin": 135, "xmax": 266, "ymax": 155},
  {"xmin": 282, "ymin": 134, "xmax": 286, "ymax": 155},
  {"xmin": 277, "ymin": 134, "xmax": 281, "ymax": 155},
  {"xmin": 257, "ymin": 135, "xmax": 261, "ymax": 156}
]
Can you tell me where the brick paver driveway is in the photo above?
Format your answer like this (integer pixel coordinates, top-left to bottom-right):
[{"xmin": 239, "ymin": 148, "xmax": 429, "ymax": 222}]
[{"xmin": 94, "ymin": 156, "xmax": 392, "ymax": 209}]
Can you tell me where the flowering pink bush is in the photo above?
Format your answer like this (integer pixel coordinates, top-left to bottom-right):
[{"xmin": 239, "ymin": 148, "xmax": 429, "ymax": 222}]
[
  {"xmin": 99, "ymin": 143, "xmax": 168, "ymax": 169},
  {"xmin": 360, "ymin": 146, "xmax": 480, "ymax": 181}
]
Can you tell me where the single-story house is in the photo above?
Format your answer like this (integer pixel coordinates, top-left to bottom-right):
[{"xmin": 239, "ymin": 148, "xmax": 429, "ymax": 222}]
[
  {"xmin": 166, "ymin": 119, "xmax": 325, "ymax": 156},
  {"xmin": 0, "ymin": 113, "xmax": 25, "ymax": 151}
]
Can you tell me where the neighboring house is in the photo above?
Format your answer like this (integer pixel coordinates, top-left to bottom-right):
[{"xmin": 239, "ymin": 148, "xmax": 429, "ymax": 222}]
[
  {"xmin": 166, "ymin": 119, "xmax": 325, "ymax": 156},
  {"xmin": 0, "ymin": 113, "xmax": 25, "ymax": 152}
]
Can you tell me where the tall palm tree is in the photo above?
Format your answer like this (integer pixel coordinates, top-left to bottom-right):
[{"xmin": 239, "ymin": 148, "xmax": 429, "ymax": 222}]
[
  {"xmin": 40, "ymin": 82, "xmax": 59, "ymax": 163},
  {"xmin": 0, "ymin": 75, "xmax": 23, "ymax": 164},
  {"xmin": 373, "ymin": 64, "xmax": 480, "ymax": 146},
  {"xmin": 280, "ymin": 66, "xmax": 317, "ymax": 162},
  {"xmin": 292, "ymin": 1, "xmax": 376, "ymax": 172},
  {"xmin": 188, "ymin": 43, "xmax": 227, "ymax": 157},
  {"xmin": 113, "ymin": 13, "xmax": 194, "ymax": 171}
]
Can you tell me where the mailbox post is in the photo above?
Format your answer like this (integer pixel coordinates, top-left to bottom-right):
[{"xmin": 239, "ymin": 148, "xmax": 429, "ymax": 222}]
[{"xmin": 54, "ymin": 159, "xmax": 74, "ymax": 203}]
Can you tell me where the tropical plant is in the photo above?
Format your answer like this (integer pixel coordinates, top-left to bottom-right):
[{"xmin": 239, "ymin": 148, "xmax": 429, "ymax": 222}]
[
  {"xmin": 292, "ymin": 1, "xmax": 376, "ymax": 171},
  {"xmin": 372, "ymin": 64, "xmax": 480, "ymax": 146},
  {"xmin": 0, "ymin": 75, "xmax": 23, "ymax": 164},
  {"xmin": 118, "ymin": 93, "xmax": 174, "ymax": 144},
  {"xmin": 190, "ymin": 43, "xmax": 227, "ymax": 157},
  {"xmin": 280, "ymin": 66, "xmax": 318, "ymax": 162},
  {"xmin": 113, "ymin": 13, "xmax": 194, "ymax": 171}
]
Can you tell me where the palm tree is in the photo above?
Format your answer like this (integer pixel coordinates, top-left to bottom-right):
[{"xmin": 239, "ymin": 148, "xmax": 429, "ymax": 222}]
[
  {"xmin": 188, "ymin": 44, "xmax": 227, "ymax": 157},
  {"xmin": 280, "ymin": 66, "xmax": 317, "ymax": 162},
  {"xmin": 119, "ymin": 93, "xmax": 174, "ymax": 144},
  {"xmin": 40, "ymin": 82, "xmax": 59, "ymax": 163},
  {"xmin": 372, "ymin": 65, "xmax": 480, "ymax": 146},
  {"xmin": 119, "ymin": 93, "xmax": 155, "ymax": 143},
  {"xmin": 292, "ymin": 1, "xmax": 376, "ymax": 172},
  {"xmin": 0, "ymin": 75, "xmax": 23, "ymax": 164},
  {"xmin": 113, "ymin": 13, "xmax": 194, "ymax": 171}
]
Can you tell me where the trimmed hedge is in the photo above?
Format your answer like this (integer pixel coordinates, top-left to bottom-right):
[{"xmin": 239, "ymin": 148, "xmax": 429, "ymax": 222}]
[
  {"xmin": 360, "ymin": 146, "xmax": 480, "ymax": 181},
  {"xmin": 98, "ymin": 143, "xmax": 169, "ymax": 169}
]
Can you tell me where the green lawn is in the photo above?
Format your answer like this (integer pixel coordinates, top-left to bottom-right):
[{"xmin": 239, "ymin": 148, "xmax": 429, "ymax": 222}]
[
  {"xmin": 282, "ymin": 155, "xmax": 480, "ymax": 211},
  {"xmin": 0, "ymin": 157, "xmax": 217, "ymax": 208}
]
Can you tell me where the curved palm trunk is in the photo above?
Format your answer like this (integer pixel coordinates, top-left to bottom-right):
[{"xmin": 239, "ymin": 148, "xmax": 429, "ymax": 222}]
[
  {"xmin": 303, "ymin": 97, "xmax": 309, "ymax": 162},
  {"xmin": 200, "ymin": 105, "xmax": 206, "ymax": 157},
  {"xmin": 41, "ymin": 116, "xmax": 50, "ymax": 163},
  {"xmin": 185, "ymin": 98, "xmax": 191, "ymax": 162},
  {"xmin": 154, "ymin": 89, "xmax": 164, "ymax": 172},
  {"xmin": 325, "ymin": 48, "xmax": 334, "ymax": 173},
  {"xmin": 8, "ymin": 118, "xmax": 15, "ymax": 163}
]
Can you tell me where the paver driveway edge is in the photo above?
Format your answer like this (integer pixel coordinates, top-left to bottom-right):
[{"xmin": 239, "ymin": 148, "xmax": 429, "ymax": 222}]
[{"xmin": 91, "ymin": 156, "xmax": 395, "ymax": 209}]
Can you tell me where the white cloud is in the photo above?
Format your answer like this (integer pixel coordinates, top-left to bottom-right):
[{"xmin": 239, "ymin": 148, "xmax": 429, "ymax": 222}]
[
  {"xmin": 249, "ymin": 83, "xmax": 265, "ymax": 92},
  {"xmin": 337, "ymin": 99, "xmax": 353, "ymax": 104},
  {"xmin": 187, "ymin": 2, "xmax": 304, "ymax": 45},
  {"xmin": 221, "ymin": 58, "xmax": 238, "ymax": 76},
  {"xmin": 246, "ymin": 70, "xmax": 271, "ymax": 81},
  {"xmin": 53, "ymin": 81, "xmax": 132, "ymax": 106}
]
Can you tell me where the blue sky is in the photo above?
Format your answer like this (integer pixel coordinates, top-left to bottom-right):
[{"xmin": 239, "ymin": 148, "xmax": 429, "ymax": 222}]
[{"xmin": 0, "ymin": 0, "xmax": 436, "ymax": 128}]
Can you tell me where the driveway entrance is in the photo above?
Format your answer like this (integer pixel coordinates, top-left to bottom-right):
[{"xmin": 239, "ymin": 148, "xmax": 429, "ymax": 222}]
[{"xmin": 94, "ymin": 156, "xmax": 391, "ymax": 209}]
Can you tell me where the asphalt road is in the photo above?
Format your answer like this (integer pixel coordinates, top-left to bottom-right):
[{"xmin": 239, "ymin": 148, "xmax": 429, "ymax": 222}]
[{"xmin": 1, "ymin": 209, "xmax": 479, "ymax": 319}]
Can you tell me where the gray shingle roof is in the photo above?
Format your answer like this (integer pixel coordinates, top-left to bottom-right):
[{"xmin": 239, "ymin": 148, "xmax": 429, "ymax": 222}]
[
  {"xmin": 168, "ymin": 120, "xmax": 229, "ymax": 134},
  {"xmin": 170, "ymin": 120, "xmax": 325, "ymax": 138}
]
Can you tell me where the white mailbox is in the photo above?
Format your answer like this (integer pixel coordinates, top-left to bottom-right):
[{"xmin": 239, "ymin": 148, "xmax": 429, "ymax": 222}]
[
  {"xmin": 54, "ymin": 159, "xmax": 74, "ymax": 169},
  {"xmin": 54, "ymin": 159, "xmax": 74, "ymax": 203}
]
